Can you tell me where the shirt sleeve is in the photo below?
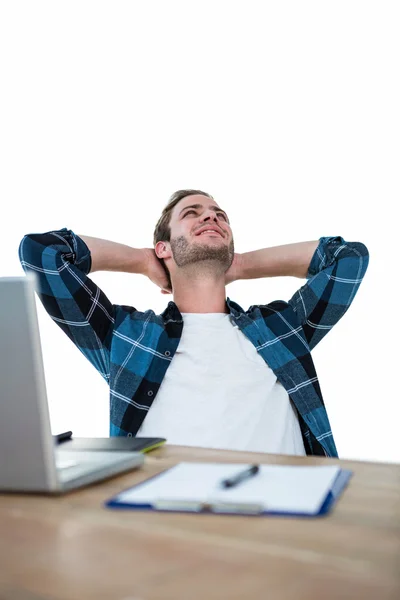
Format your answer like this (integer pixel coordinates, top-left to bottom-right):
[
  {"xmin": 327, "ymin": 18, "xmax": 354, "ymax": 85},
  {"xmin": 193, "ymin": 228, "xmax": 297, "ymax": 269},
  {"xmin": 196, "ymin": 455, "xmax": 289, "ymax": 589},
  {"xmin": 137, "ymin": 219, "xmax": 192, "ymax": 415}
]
[
  {"xmin": 18, "ymin": 228, "xmax": 114, "ymax": 382},
  {"xmin": 288, "ymin": 236, "xmax": 369, "ymax": 351}
]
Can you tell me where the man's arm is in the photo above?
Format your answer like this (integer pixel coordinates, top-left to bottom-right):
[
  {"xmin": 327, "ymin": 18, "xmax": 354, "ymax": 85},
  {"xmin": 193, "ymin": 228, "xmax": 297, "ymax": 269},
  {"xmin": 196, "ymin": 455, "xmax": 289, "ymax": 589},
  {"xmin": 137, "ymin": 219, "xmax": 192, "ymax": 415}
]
[
  {"xmin": 288, "ymin": 236, "xmax": 369, "ymax": 350},
  {"xmin": 239, "ymin": 240, "xmax": 320, "ymax": 280},
  {"xmin": 236, "ymin": 237, "xmax": 369, "ymax": 351},
  {"xmin": 18, "ymin": 229, "xmax": 148, "ymax": 380},
  {"xmin": 78, "ymin": 235, "xmax": 148, "ymax": 274}
]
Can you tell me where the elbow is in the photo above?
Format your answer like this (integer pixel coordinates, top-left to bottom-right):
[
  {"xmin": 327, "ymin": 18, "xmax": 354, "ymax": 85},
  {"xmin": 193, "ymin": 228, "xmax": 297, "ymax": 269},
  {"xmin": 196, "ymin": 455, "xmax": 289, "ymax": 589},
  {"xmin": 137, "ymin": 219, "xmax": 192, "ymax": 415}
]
[
  {"xmin": 350, "ymin": 241, "xmax": 369, "ymax": 277},
  {"xmin": 18, "ymin": 232, "xmax": 56, "ymax": 272},
  {"xmin": 18, "ymin": 234, "xmax": 33, "ymax": 271}
]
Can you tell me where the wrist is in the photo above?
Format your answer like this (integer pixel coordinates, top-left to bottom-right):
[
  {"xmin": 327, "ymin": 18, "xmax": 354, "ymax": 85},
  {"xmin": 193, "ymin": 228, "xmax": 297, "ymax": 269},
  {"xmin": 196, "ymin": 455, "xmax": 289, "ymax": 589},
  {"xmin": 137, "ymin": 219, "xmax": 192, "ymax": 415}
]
[
  {"xmin": 128, "ymin": 247, "xmax": 149, "ymax": 276},
  {"xmin": 235, "ymin": 252, "xmax": 245, "ymax": 281},
  {"xmin": 226, "ymin": 253, "xmax": 244, "ymax": 285}
]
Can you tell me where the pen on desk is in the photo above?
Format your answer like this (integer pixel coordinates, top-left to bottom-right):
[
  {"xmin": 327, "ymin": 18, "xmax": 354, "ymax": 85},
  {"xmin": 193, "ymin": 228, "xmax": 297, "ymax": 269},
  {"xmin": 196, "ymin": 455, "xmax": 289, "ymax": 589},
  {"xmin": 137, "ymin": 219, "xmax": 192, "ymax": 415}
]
[
  {"xmin": 55, "ymin": 431, "xmax": 73, "ymax": 444},
  {"xmin": 221, "ymin": 464, "xmax": 260, "ymax": 488}
]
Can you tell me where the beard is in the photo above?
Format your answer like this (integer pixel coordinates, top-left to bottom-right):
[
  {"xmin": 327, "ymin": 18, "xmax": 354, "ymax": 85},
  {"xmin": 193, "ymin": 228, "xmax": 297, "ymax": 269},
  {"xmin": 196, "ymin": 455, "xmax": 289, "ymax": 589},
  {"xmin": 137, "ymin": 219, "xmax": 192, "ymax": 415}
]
[{"xmin": 170, "ymin": 234, "xmax": 235, "ymax": 276}]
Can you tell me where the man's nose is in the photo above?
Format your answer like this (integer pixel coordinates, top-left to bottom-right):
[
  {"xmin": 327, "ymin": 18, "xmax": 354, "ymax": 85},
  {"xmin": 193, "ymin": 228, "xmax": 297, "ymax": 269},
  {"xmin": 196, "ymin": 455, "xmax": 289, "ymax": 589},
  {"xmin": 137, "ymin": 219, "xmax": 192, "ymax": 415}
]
[{"xmin": 202, "ymin": 212, "xmax": 218, "ymax": 223}]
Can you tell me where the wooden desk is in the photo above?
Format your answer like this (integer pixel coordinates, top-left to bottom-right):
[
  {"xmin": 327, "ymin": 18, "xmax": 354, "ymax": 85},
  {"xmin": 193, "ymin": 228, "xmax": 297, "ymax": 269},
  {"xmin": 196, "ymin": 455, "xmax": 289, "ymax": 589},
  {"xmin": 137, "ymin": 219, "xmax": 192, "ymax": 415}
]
[{"xmin": 0, "ymin": 446, "xmax": 399, "ymax": 600}]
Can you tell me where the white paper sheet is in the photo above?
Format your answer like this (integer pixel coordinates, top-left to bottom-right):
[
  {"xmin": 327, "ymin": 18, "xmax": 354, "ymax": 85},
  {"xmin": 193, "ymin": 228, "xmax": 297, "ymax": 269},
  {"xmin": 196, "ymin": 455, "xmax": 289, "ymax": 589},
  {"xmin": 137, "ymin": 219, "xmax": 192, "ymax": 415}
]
[{"xmin": 115, "ymin": 462, "xmax": 342, "ymax": 515}]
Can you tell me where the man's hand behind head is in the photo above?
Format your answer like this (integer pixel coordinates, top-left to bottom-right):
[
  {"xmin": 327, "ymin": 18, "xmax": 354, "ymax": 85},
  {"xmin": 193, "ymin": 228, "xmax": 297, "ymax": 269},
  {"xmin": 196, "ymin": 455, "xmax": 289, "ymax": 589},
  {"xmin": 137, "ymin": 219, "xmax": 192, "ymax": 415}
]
[{"xmin": 143, "ymin": 248, "xmax": 172, "ymax": 294}]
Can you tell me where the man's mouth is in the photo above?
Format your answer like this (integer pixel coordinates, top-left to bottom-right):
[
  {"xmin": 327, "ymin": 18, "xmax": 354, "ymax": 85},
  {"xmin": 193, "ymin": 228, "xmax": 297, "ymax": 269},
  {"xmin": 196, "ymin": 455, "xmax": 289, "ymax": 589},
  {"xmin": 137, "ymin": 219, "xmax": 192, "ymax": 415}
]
[{"xmin": 197, "ymin": 230, "xmax": 223, "ymax": 237}]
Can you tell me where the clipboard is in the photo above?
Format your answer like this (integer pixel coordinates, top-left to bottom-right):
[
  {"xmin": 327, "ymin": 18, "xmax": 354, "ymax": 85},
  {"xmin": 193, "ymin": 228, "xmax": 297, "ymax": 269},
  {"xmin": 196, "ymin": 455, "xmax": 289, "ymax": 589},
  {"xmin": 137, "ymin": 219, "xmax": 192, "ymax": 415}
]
[{"xmin": 105, "ymin": 462, "xmax": 352, "ymax": 517}]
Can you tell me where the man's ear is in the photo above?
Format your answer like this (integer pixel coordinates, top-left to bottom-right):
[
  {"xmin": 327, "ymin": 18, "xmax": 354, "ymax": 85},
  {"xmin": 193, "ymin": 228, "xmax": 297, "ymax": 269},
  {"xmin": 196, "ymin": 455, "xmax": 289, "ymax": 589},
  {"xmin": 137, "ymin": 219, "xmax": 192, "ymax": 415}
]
[{"xmin": 155, "ymin": 241, "xmax": 171, "ymax": 260}]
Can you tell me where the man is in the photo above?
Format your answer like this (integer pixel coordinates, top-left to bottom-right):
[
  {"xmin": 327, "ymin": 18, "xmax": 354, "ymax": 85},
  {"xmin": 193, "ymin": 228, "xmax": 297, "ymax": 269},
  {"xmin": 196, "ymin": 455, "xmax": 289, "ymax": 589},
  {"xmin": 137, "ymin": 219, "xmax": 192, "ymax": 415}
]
[{"xmin": 18, "ymin": 189, "xmax": 369, "ymax": 457}]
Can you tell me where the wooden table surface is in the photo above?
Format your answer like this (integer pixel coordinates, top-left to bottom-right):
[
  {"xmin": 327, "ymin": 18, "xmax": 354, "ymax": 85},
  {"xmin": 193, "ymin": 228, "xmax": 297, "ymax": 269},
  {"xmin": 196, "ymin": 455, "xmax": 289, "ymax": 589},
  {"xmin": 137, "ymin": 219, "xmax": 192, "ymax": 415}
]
[{"xmin": 0, "ymin": 445, "xmax": 399, "ymax": 600}]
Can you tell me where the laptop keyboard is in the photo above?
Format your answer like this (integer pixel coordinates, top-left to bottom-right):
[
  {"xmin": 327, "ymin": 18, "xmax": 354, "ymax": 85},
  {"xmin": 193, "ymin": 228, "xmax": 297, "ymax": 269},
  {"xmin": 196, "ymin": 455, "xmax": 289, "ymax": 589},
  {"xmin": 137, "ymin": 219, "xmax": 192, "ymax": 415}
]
[
  {"xmin": 54, "ymin": 450, "xmax": 144, "ymax": 484},
  {"xmin": 56, "ymin": 459, "xmax": 79, "ymax": 470}
]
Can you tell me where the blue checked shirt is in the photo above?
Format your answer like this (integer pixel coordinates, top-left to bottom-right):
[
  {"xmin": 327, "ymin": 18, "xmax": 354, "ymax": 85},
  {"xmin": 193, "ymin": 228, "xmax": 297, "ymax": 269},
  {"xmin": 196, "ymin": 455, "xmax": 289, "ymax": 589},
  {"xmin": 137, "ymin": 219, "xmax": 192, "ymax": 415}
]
[{"xmin": 18, "ymin": 229, "xmax": 369, "ymax": 457}]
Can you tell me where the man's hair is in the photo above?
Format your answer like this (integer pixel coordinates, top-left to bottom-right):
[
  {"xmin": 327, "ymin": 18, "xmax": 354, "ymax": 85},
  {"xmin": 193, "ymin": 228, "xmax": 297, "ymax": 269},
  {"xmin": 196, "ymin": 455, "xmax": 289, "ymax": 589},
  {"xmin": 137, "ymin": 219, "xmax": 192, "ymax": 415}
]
[{"xmin": 152, "ymin": 189, "xmax": 214, "ymax": 290}]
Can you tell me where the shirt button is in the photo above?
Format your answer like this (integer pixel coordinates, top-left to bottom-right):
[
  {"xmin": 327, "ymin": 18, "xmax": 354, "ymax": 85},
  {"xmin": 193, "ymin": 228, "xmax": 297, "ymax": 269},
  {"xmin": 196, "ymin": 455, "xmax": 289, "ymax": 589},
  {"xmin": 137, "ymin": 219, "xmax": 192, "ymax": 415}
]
[
  {"xmin": 127, "ymin": 433, "xmax": 133, "ymax": 438},
  {"xmin": 148, "ymin": 390, "xmax": 153, "ymax": 397}
]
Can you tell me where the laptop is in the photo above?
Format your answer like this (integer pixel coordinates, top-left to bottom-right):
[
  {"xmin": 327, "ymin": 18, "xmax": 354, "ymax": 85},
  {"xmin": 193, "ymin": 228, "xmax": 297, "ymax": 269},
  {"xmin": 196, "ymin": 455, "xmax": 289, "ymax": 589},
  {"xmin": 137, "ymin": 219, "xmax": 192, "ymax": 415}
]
[{"xmin": 0, "ymin": 275, "xmax": 144, "ymax": 494}]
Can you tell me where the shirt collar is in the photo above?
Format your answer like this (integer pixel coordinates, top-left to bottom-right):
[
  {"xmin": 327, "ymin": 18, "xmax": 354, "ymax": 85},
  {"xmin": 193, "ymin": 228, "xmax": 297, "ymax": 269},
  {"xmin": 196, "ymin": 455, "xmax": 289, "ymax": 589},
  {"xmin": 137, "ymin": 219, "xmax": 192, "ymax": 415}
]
[{"xmin": 162, "ymin": 297, "xmax": 245, "ymax": 322}]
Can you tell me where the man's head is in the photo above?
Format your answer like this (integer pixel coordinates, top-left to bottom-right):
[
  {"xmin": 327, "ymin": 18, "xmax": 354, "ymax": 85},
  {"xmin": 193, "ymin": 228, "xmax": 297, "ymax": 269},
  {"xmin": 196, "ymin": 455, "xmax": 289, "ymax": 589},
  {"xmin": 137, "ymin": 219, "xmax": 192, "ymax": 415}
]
[{"xmin": 153, "ymin": 189, "xmax": 235, "ymax": 291}]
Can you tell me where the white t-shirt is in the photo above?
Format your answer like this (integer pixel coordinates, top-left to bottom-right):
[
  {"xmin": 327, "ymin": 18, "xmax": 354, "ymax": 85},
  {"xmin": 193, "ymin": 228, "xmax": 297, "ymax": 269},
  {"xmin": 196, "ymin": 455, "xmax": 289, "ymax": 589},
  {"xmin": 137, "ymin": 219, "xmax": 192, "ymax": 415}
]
[{"xmin": 138, "ymin": 312, "xmax": 306, "ymax": 455}]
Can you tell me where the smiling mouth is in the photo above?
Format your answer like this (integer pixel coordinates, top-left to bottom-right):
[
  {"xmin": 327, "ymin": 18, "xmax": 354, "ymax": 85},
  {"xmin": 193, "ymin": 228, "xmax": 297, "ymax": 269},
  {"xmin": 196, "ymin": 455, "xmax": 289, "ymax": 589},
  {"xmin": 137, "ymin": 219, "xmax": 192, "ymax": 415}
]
[{"xmin": 196, "ymin": 231, "xmax": 223, "ymax": 237}]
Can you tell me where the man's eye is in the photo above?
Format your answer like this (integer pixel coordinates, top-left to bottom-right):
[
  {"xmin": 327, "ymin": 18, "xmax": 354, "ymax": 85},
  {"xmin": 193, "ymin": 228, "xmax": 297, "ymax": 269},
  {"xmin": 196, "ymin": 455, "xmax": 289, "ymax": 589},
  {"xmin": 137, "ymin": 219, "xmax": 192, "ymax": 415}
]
[{"xmin": 184, "ymin": 210, "xmax": 227, "ymax": 221}]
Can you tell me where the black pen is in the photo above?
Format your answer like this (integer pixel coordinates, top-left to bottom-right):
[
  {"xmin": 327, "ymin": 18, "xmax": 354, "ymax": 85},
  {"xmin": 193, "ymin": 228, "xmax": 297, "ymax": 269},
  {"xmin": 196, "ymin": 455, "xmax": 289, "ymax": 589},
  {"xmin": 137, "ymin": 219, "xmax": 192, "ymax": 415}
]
[
  {"xmin": 221, "ymin": 465, "xmax": 260, "ymax": 488},
  {"xmin": 55, "ymin": 430, "xmax": 73, "ymax": 444}
]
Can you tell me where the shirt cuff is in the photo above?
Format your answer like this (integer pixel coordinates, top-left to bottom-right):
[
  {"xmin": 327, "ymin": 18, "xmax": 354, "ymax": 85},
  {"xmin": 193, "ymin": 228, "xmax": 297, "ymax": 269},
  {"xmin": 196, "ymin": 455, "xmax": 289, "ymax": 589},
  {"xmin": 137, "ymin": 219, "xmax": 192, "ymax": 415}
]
[
  {"xmin": 307, "ymin": 236, "xmax": 346, "ymax": 279},
  {"xmin": 56, "ymin": 228, "xmax": 92, "ymax": 274}
]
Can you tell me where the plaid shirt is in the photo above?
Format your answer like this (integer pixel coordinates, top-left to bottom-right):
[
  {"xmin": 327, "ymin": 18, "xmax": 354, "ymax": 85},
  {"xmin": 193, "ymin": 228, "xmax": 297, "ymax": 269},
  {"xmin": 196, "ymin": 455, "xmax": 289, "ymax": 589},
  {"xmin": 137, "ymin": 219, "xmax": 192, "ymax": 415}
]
[{"xmin": 18, "ymin": 229, "xmax": 369, "ymax": 457}]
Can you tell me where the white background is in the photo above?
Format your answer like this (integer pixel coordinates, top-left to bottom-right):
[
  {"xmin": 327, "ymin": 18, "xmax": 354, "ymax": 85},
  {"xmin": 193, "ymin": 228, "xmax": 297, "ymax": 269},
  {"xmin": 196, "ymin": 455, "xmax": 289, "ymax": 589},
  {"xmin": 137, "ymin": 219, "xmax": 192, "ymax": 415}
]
[{"xmin": 0, "ymin": 1, "xmax": 398, "ymax": 463}]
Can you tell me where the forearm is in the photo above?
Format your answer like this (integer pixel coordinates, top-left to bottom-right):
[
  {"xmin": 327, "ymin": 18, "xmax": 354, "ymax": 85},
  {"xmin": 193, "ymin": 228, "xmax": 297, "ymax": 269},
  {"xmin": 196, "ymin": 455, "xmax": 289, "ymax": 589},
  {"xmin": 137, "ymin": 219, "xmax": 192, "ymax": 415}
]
[
  {"xmin": 79, "ymin": 235, "xmax": 148, "ymax": 274},
  {"xmin": 239, "ymin": 240, "xmax": 319, "ymax": 280}
]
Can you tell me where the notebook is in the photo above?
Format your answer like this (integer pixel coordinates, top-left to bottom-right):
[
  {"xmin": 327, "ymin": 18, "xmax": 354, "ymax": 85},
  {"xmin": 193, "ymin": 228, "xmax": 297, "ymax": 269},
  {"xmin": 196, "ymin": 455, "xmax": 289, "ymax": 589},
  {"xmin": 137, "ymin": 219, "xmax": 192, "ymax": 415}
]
[
  {"xmin": 106, "ymin": 462, "xmax": 352, "ymax": 517},
  {"xmin": 58, "ymin": 436, "xmax": 166, "ymax": 454}
]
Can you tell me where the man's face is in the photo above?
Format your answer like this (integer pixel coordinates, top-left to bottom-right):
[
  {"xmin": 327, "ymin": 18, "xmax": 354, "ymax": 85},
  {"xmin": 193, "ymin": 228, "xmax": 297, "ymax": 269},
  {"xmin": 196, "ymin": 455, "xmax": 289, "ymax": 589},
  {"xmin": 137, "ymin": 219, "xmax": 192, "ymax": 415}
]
[{"xmin": 161, "ymin": 194, "xmax": 235, "ymax": 274}]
